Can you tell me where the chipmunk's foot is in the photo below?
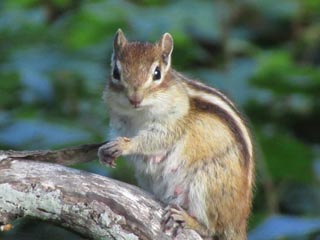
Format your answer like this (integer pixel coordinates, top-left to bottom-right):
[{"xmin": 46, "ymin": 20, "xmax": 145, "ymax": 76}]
[
  {"xmin": 162, "ymin": 204, "xmax": 211, "ymax": 238},
  {"xmin": 162, "ymin": 204, "xmax": 188, "ymax": 236}
]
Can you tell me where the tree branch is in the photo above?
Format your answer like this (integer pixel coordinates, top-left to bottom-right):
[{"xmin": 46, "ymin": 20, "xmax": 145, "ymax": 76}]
[{"xmin": 0, "ymin": 147, "xmax": 202, "ymax": 240}]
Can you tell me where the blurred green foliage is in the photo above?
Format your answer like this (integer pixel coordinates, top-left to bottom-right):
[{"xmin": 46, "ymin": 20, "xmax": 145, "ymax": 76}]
[{"xmin": 0, "ymin": 0, "xmax": 319, "ymax": 239}]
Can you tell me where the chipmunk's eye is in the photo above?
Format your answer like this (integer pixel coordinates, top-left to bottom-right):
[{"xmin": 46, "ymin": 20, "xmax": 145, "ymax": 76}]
[
  {"xmin": 152, "ymin": 66, "xmax": 161, "ymax": 81},
  {"xmin": 112, "ymin": 65, "xmax": 121, "ymax": 80}
]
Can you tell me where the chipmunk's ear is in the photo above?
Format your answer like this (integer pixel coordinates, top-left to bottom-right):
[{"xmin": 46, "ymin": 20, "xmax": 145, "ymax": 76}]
[
  {"xmin": 159, "ymin": 33, "xmax": 173, "ymax": 65},
  {"xmin": 114, "ymin": 29, "xmax": 127, "ymax": 54}
]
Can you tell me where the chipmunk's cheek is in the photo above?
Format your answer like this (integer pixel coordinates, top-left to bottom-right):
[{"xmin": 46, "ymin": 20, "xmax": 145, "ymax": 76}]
[
  {"xmin": 117, "ymin": 95, "xmax": 131, "ymax": 107},
  {"xmin": 109, "ymin": 92, "xmax": 136, "ymax": 112},
  {"xmin": 140, "ymin": 96, "xmax": 153, "ymax": 107}
]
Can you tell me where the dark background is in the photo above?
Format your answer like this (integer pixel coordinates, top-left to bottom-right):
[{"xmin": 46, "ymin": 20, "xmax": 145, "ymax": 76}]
[{"xmin": 0, "ymin": 0, "xmax": 319, "ymax": 239}]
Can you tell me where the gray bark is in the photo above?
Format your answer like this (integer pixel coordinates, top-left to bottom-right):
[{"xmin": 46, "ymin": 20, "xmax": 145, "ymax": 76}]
[{"xmin": 0, "ymin": 148, "xmax": 202, "ymax": 240}]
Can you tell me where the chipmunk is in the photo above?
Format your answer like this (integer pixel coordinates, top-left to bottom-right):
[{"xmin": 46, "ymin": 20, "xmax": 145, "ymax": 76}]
[{"xmin": 98, "ymin": 29, "xmax": 254, "ymax": 240}]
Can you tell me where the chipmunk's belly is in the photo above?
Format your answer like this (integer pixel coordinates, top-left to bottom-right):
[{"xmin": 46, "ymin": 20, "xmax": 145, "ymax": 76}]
[
  {"xmin": 130, "ymin": 142, "xmax": 190, "ymax": 208},
  {"xmin": 109, "ymin": 115, "xmax": 191, "ymax": 206}
]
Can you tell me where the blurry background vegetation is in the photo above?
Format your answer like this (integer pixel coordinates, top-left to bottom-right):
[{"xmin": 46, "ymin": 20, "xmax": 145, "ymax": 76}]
[{"xmin": 0, "ymin": 0, "xmax": 319, "ymax": 239}]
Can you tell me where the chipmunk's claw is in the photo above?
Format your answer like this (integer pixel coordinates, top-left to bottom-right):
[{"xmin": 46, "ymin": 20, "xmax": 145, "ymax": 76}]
[
  {"xmin": 98, "ymin": 137, "xmax": 131, "ymax": 168},
  {"xmin": 162, "ymin": 204, "xmax": 186, "ymax": 237}
]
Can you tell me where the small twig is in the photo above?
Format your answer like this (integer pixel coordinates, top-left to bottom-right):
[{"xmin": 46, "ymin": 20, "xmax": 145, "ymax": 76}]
[{"xmin": 0, "ymin": 142, "xmax": 106, "ymax": 166}]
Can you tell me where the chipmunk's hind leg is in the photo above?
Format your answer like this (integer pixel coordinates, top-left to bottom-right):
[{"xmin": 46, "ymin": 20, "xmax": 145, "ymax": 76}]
[{"xmin": 162, "ymin": 204, "xmax": 212, "ymax": 238}]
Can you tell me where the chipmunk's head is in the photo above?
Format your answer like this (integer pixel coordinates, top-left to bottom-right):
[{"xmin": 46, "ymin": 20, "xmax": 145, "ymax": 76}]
[{"xmin": 108, "ymin": 29, "xmax": 174, "ymax": 110}]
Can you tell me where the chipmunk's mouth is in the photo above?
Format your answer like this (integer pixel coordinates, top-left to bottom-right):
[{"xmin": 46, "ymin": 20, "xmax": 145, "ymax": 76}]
[
  {"xmin": 128, "ymin": 96, "xmax": 143, "ymax": 109},
  {"xmin": 131, "ymin": 105, "xmax": 144, "ymax": 111},
  {"xmin": 131, "ymin": 104, "xmax": 141, "ymax": 109}
]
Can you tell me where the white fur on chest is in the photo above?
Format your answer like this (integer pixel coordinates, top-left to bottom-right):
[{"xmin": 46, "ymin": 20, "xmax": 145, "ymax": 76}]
[
  {"xmin": 108, "ymin": 109, "xmax": 147, "ymax": 138},
  {"xmin": 109, "ymin": 110, "xmax": 189, "ymax": 202}
]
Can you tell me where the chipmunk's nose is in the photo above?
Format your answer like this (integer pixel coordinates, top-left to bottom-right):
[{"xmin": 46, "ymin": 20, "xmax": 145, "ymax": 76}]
[{"xmin": 128, "ymin": 96, "xmax": 142, "ymax": 108}]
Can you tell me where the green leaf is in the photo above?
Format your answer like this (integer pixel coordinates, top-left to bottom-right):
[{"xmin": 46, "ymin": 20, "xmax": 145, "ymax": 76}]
[
  {"xmin": 251, "ymin": 51, "xmax": 320, "ymax": 96},
  {"xmin": 258, "ymin": 131, "xmax": 314, "ymax": 183}
]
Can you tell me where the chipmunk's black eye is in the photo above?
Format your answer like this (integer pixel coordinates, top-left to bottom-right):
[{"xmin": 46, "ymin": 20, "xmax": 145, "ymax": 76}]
[
  {"xmin": 112, "ymin": 65, "xmax": 121, "ymax": 80},
  {"xmin": 153, "ymin": 66, "xmax": 161, "ymax": 81}
]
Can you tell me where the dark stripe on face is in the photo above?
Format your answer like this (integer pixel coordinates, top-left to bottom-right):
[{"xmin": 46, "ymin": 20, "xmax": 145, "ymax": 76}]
[{"xmin": 192, "ymin": 98, "xmax": 250, "ymax": 169}]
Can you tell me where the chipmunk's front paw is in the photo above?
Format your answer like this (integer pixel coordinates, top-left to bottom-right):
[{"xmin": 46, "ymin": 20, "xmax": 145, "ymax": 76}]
[{"xmin": 98, "ymin": 137, "xmax": 131, "ymax": 168}]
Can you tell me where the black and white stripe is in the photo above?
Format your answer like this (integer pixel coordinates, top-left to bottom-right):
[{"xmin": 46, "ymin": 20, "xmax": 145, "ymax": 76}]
[{"xmin": 175, "ymin": 72, "xmax": 253, "ymax": 185}]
